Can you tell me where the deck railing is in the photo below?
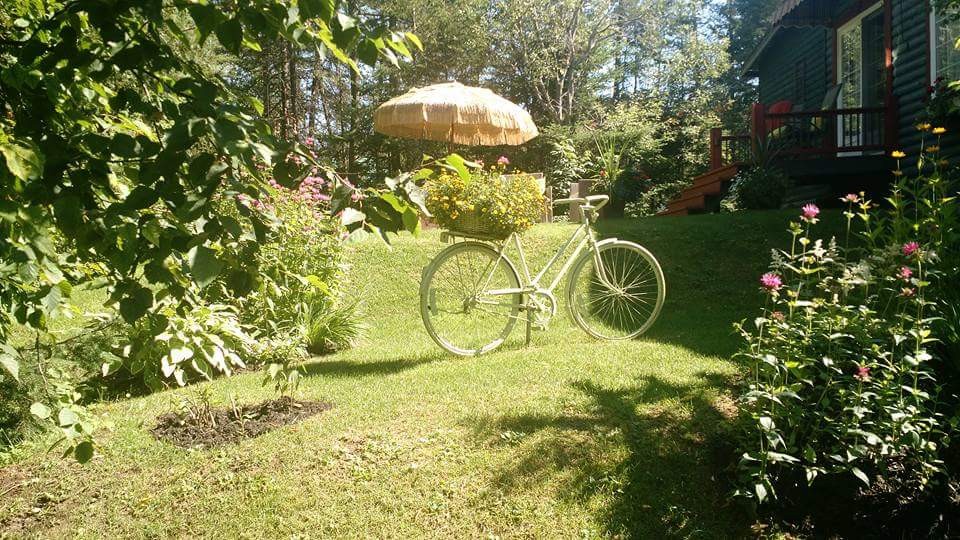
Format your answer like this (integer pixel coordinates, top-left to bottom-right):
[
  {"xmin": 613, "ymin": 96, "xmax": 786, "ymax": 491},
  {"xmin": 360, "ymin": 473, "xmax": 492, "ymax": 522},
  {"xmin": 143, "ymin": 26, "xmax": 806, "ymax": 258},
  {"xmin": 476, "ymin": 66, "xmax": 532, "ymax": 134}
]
[{"xmin": 708, "ymin": 99, "xmax": 899, "ymax": 169}]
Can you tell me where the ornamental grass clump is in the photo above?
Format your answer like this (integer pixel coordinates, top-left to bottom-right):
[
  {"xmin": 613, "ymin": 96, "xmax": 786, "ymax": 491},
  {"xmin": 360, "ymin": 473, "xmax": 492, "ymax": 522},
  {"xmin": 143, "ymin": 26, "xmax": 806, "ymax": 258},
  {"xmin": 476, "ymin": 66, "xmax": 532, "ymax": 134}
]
[
  {"xmin": 735, "ymin": 129, "xmax": 959, "ymax": 507},
  {"xmin": 426, "ymin": 159, "xmax": 544, "ymax": 238}
]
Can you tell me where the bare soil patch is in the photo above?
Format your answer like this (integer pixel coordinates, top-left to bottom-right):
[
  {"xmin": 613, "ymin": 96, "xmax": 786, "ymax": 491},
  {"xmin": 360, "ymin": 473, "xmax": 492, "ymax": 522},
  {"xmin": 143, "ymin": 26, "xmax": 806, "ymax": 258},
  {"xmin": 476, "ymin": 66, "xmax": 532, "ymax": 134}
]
[{"xmin": 151, "ymin": 397, "xmax": 332, "ymax": 449}]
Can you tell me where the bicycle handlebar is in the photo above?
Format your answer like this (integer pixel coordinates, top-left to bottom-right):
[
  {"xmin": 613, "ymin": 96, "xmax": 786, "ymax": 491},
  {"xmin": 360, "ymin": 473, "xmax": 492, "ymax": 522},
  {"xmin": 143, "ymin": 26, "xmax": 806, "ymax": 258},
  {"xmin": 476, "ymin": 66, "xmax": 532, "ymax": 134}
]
[{"xmin": 553, "ymin": 195, "xmax": 609, "ymax": 211}]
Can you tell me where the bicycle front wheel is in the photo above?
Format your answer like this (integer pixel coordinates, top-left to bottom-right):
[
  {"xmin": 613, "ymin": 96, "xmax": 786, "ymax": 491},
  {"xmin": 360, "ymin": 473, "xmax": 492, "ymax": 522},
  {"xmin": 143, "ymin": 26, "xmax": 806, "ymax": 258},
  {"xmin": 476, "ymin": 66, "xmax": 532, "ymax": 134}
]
[
  {"xmin": 420, "ymin": 242, "xmax": 522, "ymax": 356},
  {"xmin": 567, "ymin": 240, "xmax": 665, "ymax": 340}
]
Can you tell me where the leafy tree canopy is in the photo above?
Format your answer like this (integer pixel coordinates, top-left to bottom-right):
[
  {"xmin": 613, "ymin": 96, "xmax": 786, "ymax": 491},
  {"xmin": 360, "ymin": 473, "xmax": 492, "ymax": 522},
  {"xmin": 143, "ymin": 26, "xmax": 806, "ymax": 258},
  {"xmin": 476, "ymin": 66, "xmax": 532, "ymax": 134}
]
[{"xmin": 0, "ymin": 0, "xmax": 420, "ymax": 459}]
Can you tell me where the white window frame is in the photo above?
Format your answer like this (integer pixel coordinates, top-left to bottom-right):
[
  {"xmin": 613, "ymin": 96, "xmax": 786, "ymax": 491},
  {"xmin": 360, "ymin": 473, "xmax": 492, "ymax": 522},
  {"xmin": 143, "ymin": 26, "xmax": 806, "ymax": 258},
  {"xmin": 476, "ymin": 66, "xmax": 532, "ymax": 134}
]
[
  {"xmin": 836, "ymin": 2, "xmax": 883, "ymax": 155},
  {"xmin": 930, "ymin": 5, "xmax": 960, "ymax": 84}
]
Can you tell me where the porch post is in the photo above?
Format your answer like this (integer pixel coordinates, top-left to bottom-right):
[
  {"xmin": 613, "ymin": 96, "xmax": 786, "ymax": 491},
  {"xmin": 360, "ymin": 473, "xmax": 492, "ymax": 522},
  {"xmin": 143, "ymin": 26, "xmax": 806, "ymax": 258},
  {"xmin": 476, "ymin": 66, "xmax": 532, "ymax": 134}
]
[
  {"xmin": 709, "ymin": 128, "xmax": 723, "ymax": 169},
  {"xmin": 750, "ymin": 103, "xmax": 767, "ymax": 155}
]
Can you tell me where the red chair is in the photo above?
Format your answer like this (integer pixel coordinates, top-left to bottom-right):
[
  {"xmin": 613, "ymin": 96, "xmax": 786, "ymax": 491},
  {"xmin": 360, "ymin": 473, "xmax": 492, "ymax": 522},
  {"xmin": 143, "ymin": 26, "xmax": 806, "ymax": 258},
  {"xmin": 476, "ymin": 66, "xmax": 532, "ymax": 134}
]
[{"xmin": 765, "ymin": 100, "xmax": 793, "ymax": 132}]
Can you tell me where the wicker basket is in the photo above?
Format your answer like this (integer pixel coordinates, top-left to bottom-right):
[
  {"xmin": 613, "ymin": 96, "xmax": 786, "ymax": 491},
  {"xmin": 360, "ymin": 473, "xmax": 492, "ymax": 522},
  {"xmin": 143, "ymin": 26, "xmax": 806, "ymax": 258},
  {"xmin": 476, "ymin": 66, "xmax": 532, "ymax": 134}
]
[{"xmin": 447, "ymin": 210, "xmax": 508, "ymax": 240}]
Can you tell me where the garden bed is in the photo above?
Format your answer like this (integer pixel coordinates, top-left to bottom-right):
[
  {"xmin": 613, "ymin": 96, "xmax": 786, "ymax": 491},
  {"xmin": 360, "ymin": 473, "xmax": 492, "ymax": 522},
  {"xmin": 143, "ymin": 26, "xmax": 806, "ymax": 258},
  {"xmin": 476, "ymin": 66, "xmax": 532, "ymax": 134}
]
[{"xmin": 151, "ymin": 397, "xmax": 332, "ymax": 449}]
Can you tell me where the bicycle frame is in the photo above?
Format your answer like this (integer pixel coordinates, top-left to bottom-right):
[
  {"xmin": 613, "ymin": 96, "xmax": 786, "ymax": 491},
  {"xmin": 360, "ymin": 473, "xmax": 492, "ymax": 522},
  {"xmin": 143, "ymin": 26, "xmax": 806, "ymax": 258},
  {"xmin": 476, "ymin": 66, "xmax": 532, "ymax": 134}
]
[{"xmin": 481, "ymin": 205, "xmax": 612, "ymax": 299}]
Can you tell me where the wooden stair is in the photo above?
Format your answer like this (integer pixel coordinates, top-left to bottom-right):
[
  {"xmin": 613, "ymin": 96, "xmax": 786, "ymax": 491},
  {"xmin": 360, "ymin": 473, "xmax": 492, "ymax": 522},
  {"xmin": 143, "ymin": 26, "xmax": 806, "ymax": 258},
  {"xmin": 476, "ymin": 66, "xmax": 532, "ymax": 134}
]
[{"xmin": 659, "ymin": 164, "xmax": 741, "ymax": 216}]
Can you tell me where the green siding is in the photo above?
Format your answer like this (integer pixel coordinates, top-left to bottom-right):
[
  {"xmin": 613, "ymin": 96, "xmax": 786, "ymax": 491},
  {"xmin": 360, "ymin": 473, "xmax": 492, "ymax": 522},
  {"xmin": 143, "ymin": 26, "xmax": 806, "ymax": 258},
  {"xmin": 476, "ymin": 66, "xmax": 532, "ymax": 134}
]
[
  {"xmin": 755, "ymin": 1, "xmax": 946, "ymax": 159},
  {"xmin": 758, "ymin": 27, "xmax": 832, "ymax": 109},
  {"xmin": 892, "ymin": 0, "xmax": 935, "ymax": 156}
]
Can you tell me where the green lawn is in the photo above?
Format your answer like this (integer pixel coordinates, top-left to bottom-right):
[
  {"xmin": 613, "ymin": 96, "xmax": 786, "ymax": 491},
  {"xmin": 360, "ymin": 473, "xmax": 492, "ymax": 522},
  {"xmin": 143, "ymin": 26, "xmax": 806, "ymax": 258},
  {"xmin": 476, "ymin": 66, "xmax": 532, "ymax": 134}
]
[{"xmin": 0, "ymin": 210, "xmax": 847, "ymax": 538}]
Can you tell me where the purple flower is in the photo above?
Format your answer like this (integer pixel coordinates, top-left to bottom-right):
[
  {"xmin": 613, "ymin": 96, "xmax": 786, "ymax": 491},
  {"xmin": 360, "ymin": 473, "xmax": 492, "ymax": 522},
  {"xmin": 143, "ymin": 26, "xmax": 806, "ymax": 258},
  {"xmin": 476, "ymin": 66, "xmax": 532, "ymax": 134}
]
[
  {"xmin": 760, "ymin": 272, "xmax": 783, "ymax": 292},
  {"xmin": 497, "ymin": 156, "xmax": 510, "ymax": 166},
  {"xmin": 898, "ymin": 266, "xmax": 913, "ymax": 281},
  {"xmin": 854, "ymin": 365, "xmax": 871, "ymax": 382},
  {"xmin": 902, "ymin": 241, "xmax": 920, "ymax": 257},
  {"xmin": 801, "ymin": 203, "xmax": 820, "ymax": 221}
]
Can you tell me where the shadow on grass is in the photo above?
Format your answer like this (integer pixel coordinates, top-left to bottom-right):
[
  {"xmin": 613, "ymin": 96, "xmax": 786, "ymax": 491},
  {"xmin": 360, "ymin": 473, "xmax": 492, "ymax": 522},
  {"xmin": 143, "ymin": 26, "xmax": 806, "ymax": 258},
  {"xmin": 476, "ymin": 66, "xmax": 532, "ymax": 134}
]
[
  {"xmin": 301, "ymin": 353, "xmax": 445, "ymax": 378},
  {"xmin": 592, "ymin": 214, "xmax": 844, "ymax": 359},
  {"xmin": 470, "ymin": 371, "xmax": 750, "ymax": 538}
]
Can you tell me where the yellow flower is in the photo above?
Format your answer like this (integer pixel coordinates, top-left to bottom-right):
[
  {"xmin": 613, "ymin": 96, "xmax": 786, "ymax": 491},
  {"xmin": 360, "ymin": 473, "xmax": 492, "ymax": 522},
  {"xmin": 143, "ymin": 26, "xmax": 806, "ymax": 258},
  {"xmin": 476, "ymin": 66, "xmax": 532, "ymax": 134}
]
[
  {"xmin": 892, "ymin": 169, "xmax": 904, "ymax": 177},
  {"xmin": 917, "ymin": 123, "xmax": 932, "ymax": 132},
  {"xmin": 926, "ymin": 145, "xmax": 941, "ymax": 154},
  {"xmin": 933, "ymin": 127, "xmax": 947, "ymax": 135},
  {"xmin": 891, "ymin": 150, "xmax": 906, "ymax": 159}
]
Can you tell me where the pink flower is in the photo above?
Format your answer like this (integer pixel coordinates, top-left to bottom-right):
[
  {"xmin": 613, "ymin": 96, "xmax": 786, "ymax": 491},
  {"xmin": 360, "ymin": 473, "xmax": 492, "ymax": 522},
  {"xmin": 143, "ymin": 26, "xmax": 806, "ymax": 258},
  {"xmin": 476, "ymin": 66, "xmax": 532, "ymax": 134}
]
[
  {"xmin": 760, "ymin": 272, "xmax": 783, "ymax": 292},
  {"xmin": 898, "ymin": 266, "xmax": 913, "ymax": 281},
  {"xmin": 854, "ymin": 365, "xmax": 871, "ymax": 382},
  {"xmin": 317, "ymin": 193, "xmax": 331, "ymax": 201},
  {"xmin": 842, "ymin": 193, "xmax": 860, "ymax": 203},
  {"xmin": 801, "ymin": 203, "xmax": 820, "ymax": 221},
  {"xmin": 497, "ymin": 156, "xmax": 510, "ymax": 166},
  {"xmin": 305, "ymin": 137, "xmax": 315, "ymax": 146},
  {"xmin": 902, "ymin": 241, "xmax": 920, "ymax": 257},
  {"xmin": 770, "ymin": 311, "xmax": 785, "ymax": 322}
]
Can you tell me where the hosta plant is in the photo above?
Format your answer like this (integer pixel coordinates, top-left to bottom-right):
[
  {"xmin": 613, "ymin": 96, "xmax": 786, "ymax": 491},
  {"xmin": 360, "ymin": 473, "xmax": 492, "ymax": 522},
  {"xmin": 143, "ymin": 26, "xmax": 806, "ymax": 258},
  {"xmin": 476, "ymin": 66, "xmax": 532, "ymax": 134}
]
[{"xmin": 735, "ymin": 133, "xmax": 958, "ymax": 504}]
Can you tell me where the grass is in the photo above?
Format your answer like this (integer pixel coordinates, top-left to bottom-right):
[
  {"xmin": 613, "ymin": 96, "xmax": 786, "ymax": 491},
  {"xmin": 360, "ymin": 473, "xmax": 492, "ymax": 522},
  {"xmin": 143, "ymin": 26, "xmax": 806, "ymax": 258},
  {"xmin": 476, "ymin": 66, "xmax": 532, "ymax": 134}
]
[{"xmin": 0, "ymin": 210, "xmax": 848, "ymax": 538}]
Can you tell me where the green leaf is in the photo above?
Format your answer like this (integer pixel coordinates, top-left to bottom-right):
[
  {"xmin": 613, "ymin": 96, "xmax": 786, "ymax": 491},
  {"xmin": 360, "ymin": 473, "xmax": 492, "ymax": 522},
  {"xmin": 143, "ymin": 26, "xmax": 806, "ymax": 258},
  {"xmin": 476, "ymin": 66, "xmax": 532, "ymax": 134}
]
[
  {"xmin": 58, "ymin": 407, "xmax": 78, "ymax": 427},
  {"xmin": 74, "ymin": 441, "xmax": 94, "ymax": 464},
  {"xmin": 119, "ymin": 286, "xmax": 154, "ymax": 323},
  {"xmin": 244, "ymin": 96, "xmax": 264, "ymax": 115},
  {"xmin": 851, "ymin": 467, "xmax": 870, "ymax": 486},
  {"xmin": 317, "ymin": 21, "xmax": 359, "ymax": 72},
  {"xmin": 0, "ymin": 141, "xmax": 44, "ymax": 181},
  {"xmin": 186, "ymin": 245, "xmax": 224, "ymax": 288},
  {"xmin": 300, "ymin": 0, "xmax": 336, "ymax": 20},
  {"xmin": 402, "ymin": 207, "xmax": 419, "ymax": 234},
  {"xmin": 30, "ymin": 402, "xmax": 51, "ymax": 419},
  {"xmin": 442, "ymin": 154, "xmax": 470, "ymax": 181},
  {"xmin": 340, "ymin": 207, "xmax": 365, "ymax": 227},
  {"xmin": 215, "ymin": 18, "xmax": 243, "ymax": 53},
  {"xmin": 1, "ymin": 350, "xmax": 20, "ymax": 382},
  {"xmin": 754, "ymin": 482, "xmax": 767, "ymax": 502},
  {"xmin": 405, "ymin": 32, "xmax": 423, "ymax": 51},
  {"xmin": 188, "ymin": 4, "xmax": 222, "ymax": 45}
]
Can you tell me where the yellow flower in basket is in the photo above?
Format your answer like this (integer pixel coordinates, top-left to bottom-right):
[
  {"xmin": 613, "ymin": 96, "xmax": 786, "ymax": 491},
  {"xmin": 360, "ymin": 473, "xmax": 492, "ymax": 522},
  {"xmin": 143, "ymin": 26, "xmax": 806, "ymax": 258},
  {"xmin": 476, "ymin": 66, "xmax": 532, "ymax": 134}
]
[{"xmin": 426, "ymin": 168, "xmax": 544, "ymax": 239}]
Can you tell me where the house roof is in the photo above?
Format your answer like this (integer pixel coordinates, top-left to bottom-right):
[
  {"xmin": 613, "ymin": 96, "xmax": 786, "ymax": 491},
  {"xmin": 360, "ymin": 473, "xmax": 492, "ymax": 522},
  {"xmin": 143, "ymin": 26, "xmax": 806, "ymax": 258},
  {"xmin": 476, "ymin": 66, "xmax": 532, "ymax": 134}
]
[
  {"xmin": 741, "ymin": 0, "xmax": 833, "ymax": 77},
  {"xmin": 770, "ymin": 0, "xmax": 805, "ymax": 26}
]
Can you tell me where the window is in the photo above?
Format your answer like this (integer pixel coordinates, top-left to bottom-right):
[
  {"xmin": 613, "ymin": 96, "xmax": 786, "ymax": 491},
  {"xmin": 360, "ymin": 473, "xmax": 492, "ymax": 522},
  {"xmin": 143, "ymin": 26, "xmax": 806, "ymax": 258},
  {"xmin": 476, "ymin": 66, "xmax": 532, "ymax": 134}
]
[{"xmin": 931, "ymin": 7, "xmax": 960, "ymax": 83}]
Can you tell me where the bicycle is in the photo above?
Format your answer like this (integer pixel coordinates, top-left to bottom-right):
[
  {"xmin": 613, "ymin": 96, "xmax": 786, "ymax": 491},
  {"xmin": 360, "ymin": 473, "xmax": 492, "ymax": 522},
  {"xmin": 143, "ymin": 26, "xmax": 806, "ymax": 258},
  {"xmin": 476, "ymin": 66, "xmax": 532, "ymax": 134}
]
[{"xmin": 419, "ymin": 194, "xmax": 666, "ymax": 356}]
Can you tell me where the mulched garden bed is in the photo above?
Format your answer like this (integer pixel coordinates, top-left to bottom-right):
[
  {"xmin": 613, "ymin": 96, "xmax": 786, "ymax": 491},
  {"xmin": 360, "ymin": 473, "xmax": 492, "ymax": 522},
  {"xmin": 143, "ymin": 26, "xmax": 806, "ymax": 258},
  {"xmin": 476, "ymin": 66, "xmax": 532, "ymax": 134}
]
[{"xmin": 151, "ymin": 396, "xmax": 332, "ymax": 449}]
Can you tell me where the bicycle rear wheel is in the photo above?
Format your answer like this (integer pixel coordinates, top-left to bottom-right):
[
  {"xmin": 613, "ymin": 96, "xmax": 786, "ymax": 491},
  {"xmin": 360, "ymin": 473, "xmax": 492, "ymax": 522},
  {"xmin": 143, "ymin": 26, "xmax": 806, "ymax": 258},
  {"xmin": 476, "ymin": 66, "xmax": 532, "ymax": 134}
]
[
  {"xmin": 420, "ymin": 242, "xmax": 522, "ymax": 356},
  {"xmin": 567, "ymin": 240, "xmax": 665, "ymax": 340}
]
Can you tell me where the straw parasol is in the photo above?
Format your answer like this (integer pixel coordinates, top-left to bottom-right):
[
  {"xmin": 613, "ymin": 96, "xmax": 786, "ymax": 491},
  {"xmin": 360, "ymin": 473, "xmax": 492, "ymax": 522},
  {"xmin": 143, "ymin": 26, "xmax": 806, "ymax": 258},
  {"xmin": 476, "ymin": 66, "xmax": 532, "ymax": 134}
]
[{"xmin": 373, "ymin": 82, "xmax": 538, "ymax": 147}]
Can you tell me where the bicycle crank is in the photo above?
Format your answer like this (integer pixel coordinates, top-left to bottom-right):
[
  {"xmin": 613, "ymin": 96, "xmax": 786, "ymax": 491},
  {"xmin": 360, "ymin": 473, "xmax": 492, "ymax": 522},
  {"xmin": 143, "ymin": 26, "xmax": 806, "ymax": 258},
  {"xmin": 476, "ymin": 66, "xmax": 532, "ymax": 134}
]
[{"xmin": 525, "ymin": 289, "xmax": 557, "ymax": 330}]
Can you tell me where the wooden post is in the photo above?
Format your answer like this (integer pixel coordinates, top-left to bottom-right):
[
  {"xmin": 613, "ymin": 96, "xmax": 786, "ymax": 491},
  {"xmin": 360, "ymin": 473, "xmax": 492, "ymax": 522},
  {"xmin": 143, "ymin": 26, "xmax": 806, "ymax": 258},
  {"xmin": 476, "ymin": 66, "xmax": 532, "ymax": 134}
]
[
  {"xmin": 750, "ymin": 103, "xmax": 767, "ymax": 155},
  {"xmin": 569, "ymin": 182, "xmax": 581, "ymax": 222},
  {"xmin": 710, "ymin": 128, "xmax": 723, "ymax": 170},
  {"xmin": 543, "ymin": 186, "xmax": 554, "ymax": 223}
]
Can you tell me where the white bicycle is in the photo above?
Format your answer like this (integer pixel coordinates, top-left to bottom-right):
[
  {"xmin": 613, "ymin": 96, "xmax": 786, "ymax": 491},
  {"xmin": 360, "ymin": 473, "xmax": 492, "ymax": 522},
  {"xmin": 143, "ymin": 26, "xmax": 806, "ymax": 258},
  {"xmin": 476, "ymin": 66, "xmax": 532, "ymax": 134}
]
[{"xmin": 419, "ymin": 194, "xmax": 666, "ymax": 356}]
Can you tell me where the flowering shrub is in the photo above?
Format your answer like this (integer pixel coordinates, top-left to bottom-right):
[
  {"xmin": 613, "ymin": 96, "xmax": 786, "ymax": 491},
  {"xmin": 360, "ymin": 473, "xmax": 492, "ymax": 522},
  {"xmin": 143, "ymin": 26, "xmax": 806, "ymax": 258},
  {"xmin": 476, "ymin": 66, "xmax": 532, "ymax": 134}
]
[
  {"xmin": 426, "ymin": 159, "xmax": 544, "ymax": 238},
  {"xmin": 735, "ymin": 130, "xmax": 959, "ymax": 505}
]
